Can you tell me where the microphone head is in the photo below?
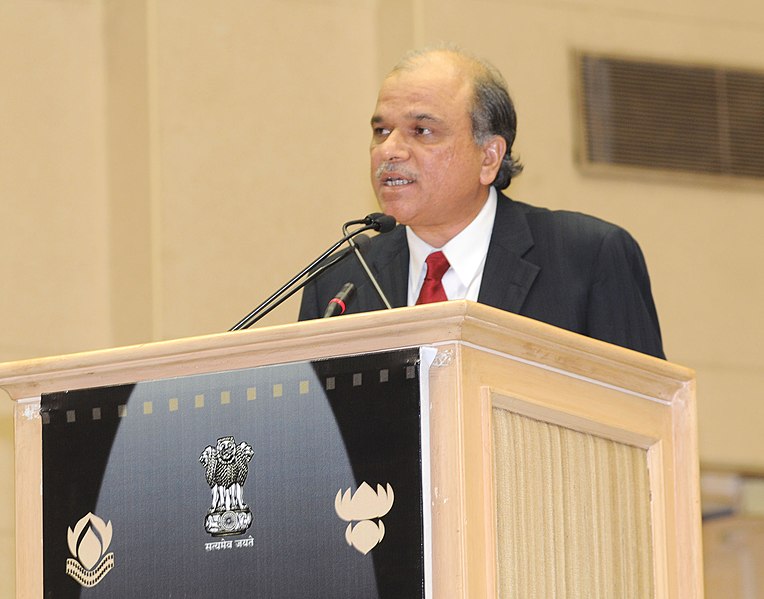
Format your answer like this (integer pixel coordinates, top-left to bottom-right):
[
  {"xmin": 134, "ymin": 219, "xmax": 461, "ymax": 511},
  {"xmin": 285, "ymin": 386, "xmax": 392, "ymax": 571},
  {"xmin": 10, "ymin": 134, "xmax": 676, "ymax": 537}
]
[{"xmin": 365, "ymin": 212, "xmax": 397, "ymax": 233}]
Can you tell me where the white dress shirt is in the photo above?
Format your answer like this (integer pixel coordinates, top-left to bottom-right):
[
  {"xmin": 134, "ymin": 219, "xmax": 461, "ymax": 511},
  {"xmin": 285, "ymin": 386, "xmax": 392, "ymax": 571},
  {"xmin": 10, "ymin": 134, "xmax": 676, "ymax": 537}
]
[{"xmin": 406, "ymin": 187, "xmax": 498, "ymax": 306}]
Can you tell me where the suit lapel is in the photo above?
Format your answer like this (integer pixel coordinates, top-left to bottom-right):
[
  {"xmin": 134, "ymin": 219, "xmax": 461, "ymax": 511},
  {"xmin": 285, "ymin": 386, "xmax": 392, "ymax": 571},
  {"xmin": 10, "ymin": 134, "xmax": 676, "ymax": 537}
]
[{"xmin": 478, "ymin": 194, "xmax": 540, "ymax": 314}]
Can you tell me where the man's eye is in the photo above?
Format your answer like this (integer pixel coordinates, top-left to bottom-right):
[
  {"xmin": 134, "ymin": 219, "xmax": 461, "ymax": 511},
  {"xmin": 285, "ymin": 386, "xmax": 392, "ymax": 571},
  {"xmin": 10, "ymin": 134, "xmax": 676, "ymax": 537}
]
[
  {"xmin": 373, "ymin": 127, "xmax": 390, "ymax": 137},
  {"xmin": 414, "ymin": 127, "xmax": 432, "ymax": 136}
]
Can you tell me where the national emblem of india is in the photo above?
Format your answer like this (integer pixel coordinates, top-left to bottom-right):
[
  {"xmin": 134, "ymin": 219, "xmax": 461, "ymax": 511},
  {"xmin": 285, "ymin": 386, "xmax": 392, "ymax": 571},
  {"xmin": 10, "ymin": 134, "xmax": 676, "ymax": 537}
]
[{"xmin": 199, "ymin": 436, "xmax": 254, "ymax": 536}]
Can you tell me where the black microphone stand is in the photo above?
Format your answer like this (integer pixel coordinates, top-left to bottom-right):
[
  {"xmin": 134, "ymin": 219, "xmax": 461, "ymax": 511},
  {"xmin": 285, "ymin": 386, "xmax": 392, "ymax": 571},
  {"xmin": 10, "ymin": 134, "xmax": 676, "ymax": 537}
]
[
  {"xmin": 342, "ymin": 222, "xmax": 393, "ymax": 310},
  {"xmin": 229, "ymin": 223, "xmax": 376, "ymax": 331}
]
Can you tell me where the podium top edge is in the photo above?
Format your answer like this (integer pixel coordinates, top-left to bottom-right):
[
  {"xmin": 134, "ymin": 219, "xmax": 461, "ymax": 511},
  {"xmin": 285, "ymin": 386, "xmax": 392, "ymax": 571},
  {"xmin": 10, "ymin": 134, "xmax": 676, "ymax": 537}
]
[{"xmin": 0, "ymin": 301, "xmax": 692, "ymax": 402}]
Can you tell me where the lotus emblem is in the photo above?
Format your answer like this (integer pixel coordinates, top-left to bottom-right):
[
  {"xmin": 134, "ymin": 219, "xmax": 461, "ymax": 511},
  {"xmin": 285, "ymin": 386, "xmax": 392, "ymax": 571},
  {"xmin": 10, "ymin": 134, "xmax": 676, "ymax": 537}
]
[
  {"xmin": 335, "ymin": 482, "xmax": 394, "ymax": 554},
  {"xmin": 65, "ymin": 512, "xmax": 115, "ymax": 587}
]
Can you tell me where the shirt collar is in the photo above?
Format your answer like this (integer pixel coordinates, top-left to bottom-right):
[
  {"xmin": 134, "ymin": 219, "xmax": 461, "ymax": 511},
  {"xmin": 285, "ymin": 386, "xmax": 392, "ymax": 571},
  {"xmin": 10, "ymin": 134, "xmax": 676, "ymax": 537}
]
[{"xmin": 406, "ymin": 187, "xmax": 497, "ymax": 293}]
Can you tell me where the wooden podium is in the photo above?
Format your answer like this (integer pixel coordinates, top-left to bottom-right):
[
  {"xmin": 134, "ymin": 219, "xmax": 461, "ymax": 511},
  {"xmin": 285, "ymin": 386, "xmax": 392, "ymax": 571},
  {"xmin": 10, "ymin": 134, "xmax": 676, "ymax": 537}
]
[{"xmin": 0, "ymin": 301, "xmax": 702, "ymax": 598}]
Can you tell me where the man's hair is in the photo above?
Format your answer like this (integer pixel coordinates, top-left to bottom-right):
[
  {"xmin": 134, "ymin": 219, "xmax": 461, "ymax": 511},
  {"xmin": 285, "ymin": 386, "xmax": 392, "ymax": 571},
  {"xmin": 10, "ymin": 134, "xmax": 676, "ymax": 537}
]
[{"xmin": 390, "ymin": 46, "xmax": 523, "ymax": 189}]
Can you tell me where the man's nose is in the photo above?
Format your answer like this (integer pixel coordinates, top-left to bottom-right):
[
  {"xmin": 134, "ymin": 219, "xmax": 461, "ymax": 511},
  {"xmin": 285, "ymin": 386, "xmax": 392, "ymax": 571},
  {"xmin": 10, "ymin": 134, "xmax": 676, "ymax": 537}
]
[{"xmin": 378, "ymin": 130, "xmax": 410, "ymax": 162}]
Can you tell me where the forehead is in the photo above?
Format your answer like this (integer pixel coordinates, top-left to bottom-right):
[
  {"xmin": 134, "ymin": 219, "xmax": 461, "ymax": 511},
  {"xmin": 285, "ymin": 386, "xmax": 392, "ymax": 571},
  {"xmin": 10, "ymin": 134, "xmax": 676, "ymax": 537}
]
[{"xmin": 373, "ymin": 57, "xmax": 474, "ymax": 121}]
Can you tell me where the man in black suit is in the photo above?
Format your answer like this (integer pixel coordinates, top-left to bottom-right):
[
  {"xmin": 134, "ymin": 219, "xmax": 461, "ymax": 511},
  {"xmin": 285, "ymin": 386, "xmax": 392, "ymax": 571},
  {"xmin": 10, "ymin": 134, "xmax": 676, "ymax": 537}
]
[{"xmin": 299, "ymin": 47, "xmax": 664, "ymax": 359}]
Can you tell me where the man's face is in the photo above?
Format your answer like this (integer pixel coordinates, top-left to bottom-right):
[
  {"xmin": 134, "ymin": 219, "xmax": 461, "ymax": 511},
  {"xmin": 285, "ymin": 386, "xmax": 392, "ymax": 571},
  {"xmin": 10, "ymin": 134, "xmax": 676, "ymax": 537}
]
[{"xmin": 369, "ymin": 56, "xmax": 500, "ymax": 245}]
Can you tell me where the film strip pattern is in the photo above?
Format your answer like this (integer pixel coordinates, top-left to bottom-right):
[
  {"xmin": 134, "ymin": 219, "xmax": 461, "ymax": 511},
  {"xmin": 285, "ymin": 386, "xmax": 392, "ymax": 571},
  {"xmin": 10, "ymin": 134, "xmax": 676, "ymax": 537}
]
[{"xmin": 40, "ymin": 362, "xmax": 419, "ymax": 426}]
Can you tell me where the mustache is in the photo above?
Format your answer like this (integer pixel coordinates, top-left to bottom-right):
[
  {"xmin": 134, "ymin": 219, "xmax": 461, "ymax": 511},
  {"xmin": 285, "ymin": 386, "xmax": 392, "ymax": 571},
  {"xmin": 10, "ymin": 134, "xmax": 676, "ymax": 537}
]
[{"xmin": 374, "ymin": 162, "xmax": 417, "ymax": 181}]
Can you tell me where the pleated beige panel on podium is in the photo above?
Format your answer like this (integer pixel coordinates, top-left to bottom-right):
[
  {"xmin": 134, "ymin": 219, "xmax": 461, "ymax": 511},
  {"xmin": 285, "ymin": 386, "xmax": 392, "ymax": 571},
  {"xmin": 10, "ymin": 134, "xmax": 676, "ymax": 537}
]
[{"xmin": 0, "ymin": 301, "xmax": 702, "ymax": 598}]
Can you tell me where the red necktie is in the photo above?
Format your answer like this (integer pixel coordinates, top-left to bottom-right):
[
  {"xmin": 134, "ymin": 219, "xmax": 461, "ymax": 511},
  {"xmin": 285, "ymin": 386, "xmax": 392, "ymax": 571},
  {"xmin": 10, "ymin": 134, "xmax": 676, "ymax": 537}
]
[{"xmin": 416, "ymin": 251, "xmax": 450, "ymax": 304}]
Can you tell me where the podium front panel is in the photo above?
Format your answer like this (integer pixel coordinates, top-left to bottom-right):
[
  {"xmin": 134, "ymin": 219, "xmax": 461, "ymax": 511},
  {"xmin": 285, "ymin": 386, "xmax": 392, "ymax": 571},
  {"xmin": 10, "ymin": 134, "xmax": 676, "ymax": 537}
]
[
  {"xmin": 40, "ymin": 349, "xmax": 429, "ymax": 599},
  {"xmin": 492, "ymin": 407, "xmax": 654, "ymax": 597}
]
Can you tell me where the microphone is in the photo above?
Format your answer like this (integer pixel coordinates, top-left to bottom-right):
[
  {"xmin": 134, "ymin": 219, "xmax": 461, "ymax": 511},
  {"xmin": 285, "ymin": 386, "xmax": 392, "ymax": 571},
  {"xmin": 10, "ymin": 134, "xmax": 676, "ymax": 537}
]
[
  {"xmin": 342, "ymin": 213, "xmax": 396, "ymax": 310},
  {"xmin": 363, "ymin": 212, "xmax": 397, "ymax": 233},
  {"xmin": 323, "ymin": 282, "xmax": 356, "ymax": 318},
  {"xmin": 343, "ymin": 213, "xmax": 395, "ymax": 233},
  {"xmin": 229, "ymin": 221, "xmax": 378, "ymax": 331}
]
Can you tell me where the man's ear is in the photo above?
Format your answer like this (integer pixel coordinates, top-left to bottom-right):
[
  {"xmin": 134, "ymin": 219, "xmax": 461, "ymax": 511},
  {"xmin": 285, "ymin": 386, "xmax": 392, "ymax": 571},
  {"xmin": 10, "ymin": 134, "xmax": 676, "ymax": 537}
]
[{"xmin": 479, "ymin": 135, "xmax": 507, "ymax": 186}]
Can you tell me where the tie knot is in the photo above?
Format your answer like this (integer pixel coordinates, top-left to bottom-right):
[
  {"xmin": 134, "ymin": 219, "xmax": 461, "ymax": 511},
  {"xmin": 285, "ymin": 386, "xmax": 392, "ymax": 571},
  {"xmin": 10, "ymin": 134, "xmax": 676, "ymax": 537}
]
[{"xmin": 424, "ymin": 251, "xmax": 450, "ymax": 282}]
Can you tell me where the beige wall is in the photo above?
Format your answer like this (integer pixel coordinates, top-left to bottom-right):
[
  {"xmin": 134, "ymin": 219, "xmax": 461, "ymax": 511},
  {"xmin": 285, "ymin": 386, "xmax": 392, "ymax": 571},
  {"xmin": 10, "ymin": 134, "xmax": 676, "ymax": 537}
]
[
  {"xmin": 430, "ymin": 0, "xmax": 764, "ymax": 472},
  {"xmin": 1, "ymin": 0, "xmax": 763, "ymax": 595}
]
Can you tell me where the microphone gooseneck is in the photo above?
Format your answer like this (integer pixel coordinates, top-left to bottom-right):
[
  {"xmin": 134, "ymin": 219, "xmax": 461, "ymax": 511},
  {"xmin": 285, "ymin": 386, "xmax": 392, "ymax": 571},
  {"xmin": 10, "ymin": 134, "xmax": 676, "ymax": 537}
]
[
  {"xmin": 229, "ymin": 213, "xmax": 393, "ymax": 331},
  {"xmin": 342, "ymin": 215, "xmax": 394, "ymax": 310}
]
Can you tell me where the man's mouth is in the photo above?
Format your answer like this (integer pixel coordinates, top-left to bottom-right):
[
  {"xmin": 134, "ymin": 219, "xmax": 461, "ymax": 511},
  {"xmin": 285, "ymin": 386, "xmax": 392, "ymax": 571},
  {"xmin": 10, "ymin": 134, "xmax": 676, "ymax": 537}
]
[
  {"xmin": 382, "ymin": 176, "xmax": 415, "ymax": 186},
  {"xmin": 376, "ymin": 163, "xmax": 416, "ymax": 187}
]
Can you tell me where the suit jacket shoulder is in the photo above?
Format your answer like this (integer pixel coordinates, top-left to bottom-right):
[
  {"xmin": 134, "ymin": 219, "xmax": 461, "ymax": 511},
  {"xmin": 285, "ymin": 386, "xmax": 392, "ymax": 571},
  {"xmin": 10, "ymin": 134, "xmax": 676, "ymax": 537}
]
[{"xmin": 483, "ymin": 194, "xmax": 664, "ymax": 358}]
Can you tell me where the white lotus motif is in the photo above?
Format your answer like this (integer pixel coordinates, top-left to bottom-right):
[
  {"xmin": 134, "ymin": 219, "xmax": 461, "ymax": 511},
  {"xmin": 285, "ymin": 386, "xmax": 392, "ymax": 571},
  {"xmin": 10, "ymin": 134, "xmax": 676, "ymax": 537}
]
[
  {"xmin": 334, "ymin": 482, "xmax": 394, "ymax": 554},
  {"xmin": 334, "ymin": 482, "xmax": 394, "ymax": 521},
  {"xmin": 67, "ymin": 512, "xmax": 113, "ymax": 570},
  {"xmin": 345, "ymin": 520, "xmax": 386, "ymax": 555}
]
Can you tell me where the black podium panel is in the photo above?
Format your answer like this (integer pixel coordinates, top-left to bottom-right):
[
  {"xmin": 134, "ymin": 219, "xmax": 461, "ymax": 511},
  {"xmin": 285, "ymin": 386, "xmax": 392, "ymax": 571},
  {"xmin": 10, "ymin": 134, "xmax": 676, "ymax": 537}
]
[{"xmin": 41, "ymin": 348, "xmax": 427, "ymax": 599}]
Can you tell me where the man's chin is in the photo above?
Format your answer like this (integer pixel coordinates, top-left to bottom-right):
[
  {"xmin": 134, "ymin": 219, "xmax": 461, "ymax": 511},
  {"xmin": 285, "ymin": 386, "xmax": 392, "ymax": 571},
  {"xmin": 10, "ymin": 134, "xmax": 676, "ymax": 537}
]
[
  {"xmin": 377, "ymin": 190, "xmax": 417, "ymax": 215},
  {"xmin": 375, "ymin": 199, "xmax": 407, "ymax": 225},
  {"xmin": 376, "ymin": 181, "xmax": 418, "ymax": 199},
  {"xmin": 379, "ymin": 208, "xmax": 417, "ymax": 229}
]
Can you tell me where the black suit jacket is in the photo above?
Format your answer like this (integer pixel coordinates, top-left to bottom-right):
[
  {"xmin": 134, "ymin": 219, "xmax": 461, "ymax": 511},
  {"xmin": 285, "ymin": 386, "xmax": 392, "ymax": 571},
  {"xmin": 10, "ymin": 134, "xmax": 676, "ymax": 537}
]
[{"xmin": 299, "ymin": 193, "xmax": 665, "ymax": 359}]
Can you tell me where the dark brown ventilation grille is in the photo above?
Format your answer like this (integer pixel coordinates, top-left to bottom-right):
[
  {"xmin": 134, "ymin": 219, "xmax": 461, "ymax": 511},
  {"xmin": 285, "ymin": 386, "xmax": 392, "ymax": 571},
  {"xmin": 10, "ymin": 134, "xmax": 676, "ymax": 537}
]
[{"xmin": 579, "ymin": 55, "xmax": 764, "ymax": 179}]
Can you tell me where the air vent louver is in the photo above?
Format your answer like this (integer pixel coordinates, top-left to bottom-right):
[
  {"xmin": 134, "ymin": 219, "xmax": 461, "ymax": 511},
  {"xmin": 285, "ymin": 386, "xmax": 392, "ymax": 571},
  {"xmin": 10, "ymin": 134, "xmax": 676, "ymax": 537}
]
[{"xmin": 580, "ymin": 55, "xmax": 764, "ymax": 179}]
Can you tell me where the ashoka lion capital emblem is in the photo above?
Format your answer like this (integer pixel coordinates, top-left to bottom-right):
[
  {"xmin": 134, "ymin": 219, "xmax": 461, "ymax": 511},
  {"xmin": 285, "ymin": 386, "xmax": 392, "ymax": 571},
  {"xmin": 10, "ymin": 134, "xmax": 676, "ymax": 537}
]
[{"xmin": 199, "ymin": 436, "xmax": 254, "ymax": 536}]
